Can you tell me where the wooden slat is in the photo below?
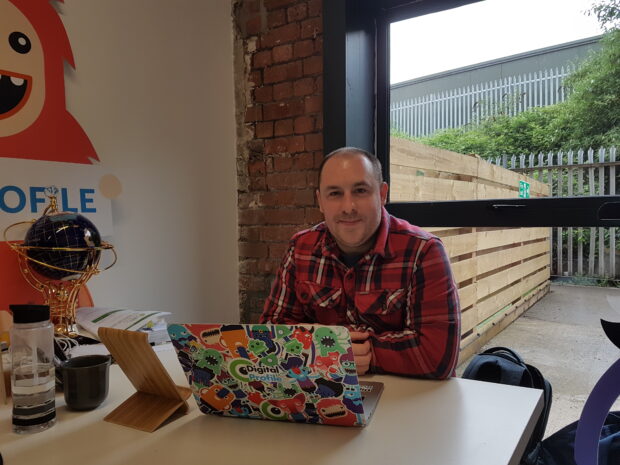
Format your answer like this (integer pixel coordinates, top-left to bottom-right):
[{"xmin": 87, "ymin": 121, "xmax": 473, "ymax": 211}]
[
  {"xmin": 476, "ymin": 241, "xmax": 550, "ymax": 276},
  {"xmin": 457, "ymin": 282, "xmax": 477, "ymax": 311},
  {"xmin": 476, "ymin": 267, "xmax": 550, "ymax": 322},
  {"xmin": 476, "ymin": 255, "xmax": 549, "ymax": 299}
]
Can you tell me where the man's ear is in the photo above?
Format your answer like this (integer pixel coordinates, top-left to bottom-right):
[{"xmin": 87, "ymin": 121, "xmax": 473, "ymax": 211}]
[
  {"xmin": 380, "ymin": 182, "xmax": 389, "ymax": 205},
  {"xmin": 316, "ymin": 189, "xmax": 324, "ymax": 213}
]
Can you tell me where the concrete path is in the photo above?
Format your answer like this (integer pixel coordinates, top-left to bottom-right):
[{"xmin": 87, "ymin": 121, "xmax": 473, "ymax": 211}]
[{"xmin": 457, "ymin": 283, "xmax": 620, "ymax": 437}]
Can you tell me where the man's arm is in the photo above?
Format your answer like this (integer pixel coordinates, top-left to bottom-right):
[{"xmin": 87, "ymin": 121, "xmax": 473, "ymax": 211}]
[
  {"xmin": 259, "ymin": 243, "xmax": 306, "ymax": 324},
  {"xmin": 368, "ymin": 238, "xmax": 461, "ymax": 379}
]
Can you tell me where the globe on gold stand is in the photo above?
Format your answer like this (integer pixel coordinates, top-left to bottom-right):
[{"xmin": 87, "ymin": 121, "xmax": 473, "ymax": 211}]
[{"xmin": 3, "ymin": 187, "xmax": 116, "ymax": 336}]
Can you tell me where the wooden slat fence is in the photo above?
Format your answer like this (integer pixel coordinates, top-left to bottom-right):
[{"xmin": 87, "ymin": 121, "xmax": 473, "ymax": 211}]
[
  {"xmin": 492, "ymin": 147, "xmax": 618, "ymax": 280},
  {"xmin": 390, "ymin": 137, "xmax": 551, "ymax": 362},
  {"xmin": 391, "ymin": 66, "xmax": 574, "ymax": 138}
]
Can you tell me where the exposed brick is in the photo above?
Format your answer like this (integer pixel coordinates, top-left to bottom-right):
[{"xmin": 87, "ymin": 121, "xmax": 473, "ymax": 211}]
[
  {"xmin": 239, "ymin": 274, "xmax": 269, "ymax": 291},
  {"xmin": 255, "ymin": 121, "xmax": 274, "ymax": 138},
  {"xmin": 266, "ymin": 171, "xmax": 307, "ymax": 189},
  {"xmin": 261, "ymin": 23, "xmax": 300, "ymax": 48},
  {"xmin": 248, "ymin": 160, "xmax": 266, "ymax": 176},
  {"xmin": 239, "ymin": 208, "xmax": 264, "ymax": 225},
  {"xmin": 267, "ymin": 9, "xmax": 286, "ymax": 28},
  {"xmin": 274, "ymin": 118, "xmax": 294, "ymax": 136},
  {"xmin": 253, "ymin": 50, "xmax": 272, "ymax": 69},
  {"xmin": 264, "ymin": 208, "xmax": 306, "ymax": 224},
  {"xmin": 305, "ymin": 132, "xmax": 323, "ymax": 151},
  {"xmin": 272, "ymin": 44, "xmax": 293, "ymax": 63},
  {"xmin": 303, "ymin": 55, "xmax": 322, "ymax": 76},
  {"xmin": 305, "ymin": 207, "xmax": 323, "ymax": 224},
  {"xmin": 254, "ymin": 85, "xmax": 273, "ymax": 103},
  {"xmin": 273, "ymin": 155, "xmax": 294, "ymax": 172},
  {"xmin": 293, "ymin": 151, "xmax": 315, "ymax": 170},
  {"xmin": 239, "ymin": 225, "xmax": 261, "ymax": 241},
  {"xmin": 287, "ymin": 4, "xmax": 308, "ymax": 22},
  {"xmin": 264, "ymin": 0, "xmax": 298, "ymax": 11},
  {"xmin": 269, "ymin": 242, "xmax": 289, "ymax": 259},
  {"xmin": 293, "ymin": 77, "xmax": 315, "ymax": 96},
  {"xmin": 245, "ymin": 105, "xmax": 263, "ymax": 122},
  {"xmin": 249, "ymin": 70, "xmax": 262, "ymax": 87},
  {"xmin": 273, "ymin": 81, "xmax": 293, "ymax": 100},
  {"xmin": 304, "ymin": 95, "xmax": 322, "ymax": 113},
  {"xmin": 259, "ymin": 190, "xmax": 295, "ymax": 207},
  {"xmin": 301, "ymin": 17, "xmax": 322, "ymax": 39},
  {"xmin": 239, "ymin": 259, "xmax": 258, "ymax": 274},
  {"xmin": 314, "ymin": 35, "xmax": 323, "ymax": 52},
  {"xmin": 293, "ymin": 40, "xmax": 314, "ymax": 58},
  {"xmin": 265, "ymin": 135, "xmax": 304, "ymax": 154},
  {"xmin": 314, "ymin": 152, "xmax": 323, "ymax": 168},
  {"xmin": 307, "ymin": 168, "xmax": 319, "ymax": 187},
  {"xmin": 315, "ymin": 113, "xmax": 323, "ymax": 130},
  {"xmin": 245, "ymin": 15, "xmax": 262, "ymax": 37},
  {"xmin": 315, "ymin": 76, "xmax": 323, "ymax": 93},
  {"xmin": 248, "ymin": 139, "xmax": 265, "ymax": 155},
  {"xmin": 263, "ymin": 99, "xmax": 305, "ymax": 120},
  {"xmin": 308, "ymin": 0, "xmax": 322, "ymax": 17},
  {"xmin": 294, "ymin": 189, "xmax": 316, "ymax": 206},
  {"xmin": 257, "ymin": 258, "xmax": 280, "ymax": 274},
  {"xmin": 264, "ymin": 61, "xmax": 303, "ymax": 84},
  {"xmin": 294, "ymin": 115, "xmax": 314, "ymax": 134},
  {"xmin": 250, "ymin": 176, "xmax": 267, "ymax": 191}
]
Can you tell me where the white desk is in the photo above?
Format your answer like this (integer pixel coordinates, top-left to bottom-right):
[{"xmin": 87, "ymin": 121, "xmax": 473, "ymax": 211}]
[{"xmin": 0, "ymin": 348, "xmax": 542, "ymax": 465}]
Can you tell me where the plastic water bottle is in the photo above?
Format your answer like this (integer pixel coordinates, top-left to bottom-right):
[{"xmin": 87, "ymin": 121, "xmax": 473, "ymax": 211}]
[{"xmin": 10, "ymin": 305, "xmax": 56, "ymax": 433}]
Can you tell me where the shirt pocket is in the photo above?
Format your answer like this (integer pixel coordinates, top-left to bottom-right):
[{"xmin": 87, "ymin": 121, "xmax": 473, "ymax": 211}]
[
  {"xmin": 297, "ymin": 282, "xmax": 344, "ymax": 323},
  {"xmin": 355, "ymin": 289, "xmax": 407, "ymax": 331},
  {"xmin": 355, "ymin": 288, "xmax": 406, "ymax": 315}
]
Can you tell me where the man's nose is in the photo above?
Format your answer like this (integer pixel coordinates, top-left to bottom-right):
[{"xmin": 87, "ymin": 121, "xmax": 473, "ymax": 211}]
[{"xmin": 341, "ymin": 192, "xmax": 356, "ymax": 213}]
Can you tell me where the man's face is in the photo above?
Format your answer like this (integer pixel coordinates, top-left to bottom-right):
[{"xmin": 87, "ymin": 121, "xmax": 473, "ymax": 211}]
[{"xmin": 316, "ymin": 152, "xmax": 388, "ymax": 255}]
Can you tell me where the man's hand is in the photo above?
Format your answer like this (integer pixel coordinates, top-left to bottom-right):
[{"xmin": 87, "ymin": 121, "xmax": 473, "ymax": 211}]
[{"xmin": 349, "ymin": 331, "xmax": 372, "ymax": 375}]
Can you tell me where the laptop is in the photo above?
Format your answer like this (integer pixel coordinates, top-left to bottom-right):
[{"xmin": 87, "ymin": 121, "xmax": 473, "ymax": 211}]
[{"xmin": 167, "ymin": 323, "xmax": 384, "ymax": 426}]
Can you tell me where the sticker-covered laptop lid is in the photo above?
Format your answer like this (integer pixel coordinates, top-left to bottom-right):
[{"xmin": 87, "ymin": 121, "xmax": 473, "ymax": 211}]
[{"xmin": 167, "ymin": 323, "xmax": 368, "ymax": 426}]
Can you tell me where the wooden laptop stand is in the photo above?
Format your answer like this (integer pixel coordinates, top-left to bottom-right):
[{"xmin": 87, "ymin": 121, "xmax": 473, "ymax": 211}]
[{"xmin": 98, "ymin": 327, "xmax": 192, "ymax": 432}]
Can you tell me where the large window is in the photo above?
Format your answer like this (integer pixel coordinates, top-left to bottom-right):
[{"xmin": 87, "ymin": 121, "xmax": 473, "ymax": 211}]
[{"xmin": 323, "ymin": 0, "xmax": 619, "ymax": 230}]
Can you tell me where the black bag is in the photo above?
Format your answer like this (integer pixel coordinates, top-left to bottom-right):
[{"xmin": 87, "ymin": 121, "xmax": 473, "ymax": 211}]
[
  {"xmin": 526, "ymin": 411, "xmax": 620, "ymax": 465},
  {"xmin": 462, "ymin": 347, "xmax": 553, "ymax": 464}
]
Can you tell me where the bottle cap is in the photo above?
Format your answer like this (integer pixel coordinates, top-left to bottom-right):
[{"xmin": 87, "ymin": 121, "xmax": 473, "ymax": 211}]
[{"xmin": 9, "ymin": 305, "xmax": 50, "ymax": 324}]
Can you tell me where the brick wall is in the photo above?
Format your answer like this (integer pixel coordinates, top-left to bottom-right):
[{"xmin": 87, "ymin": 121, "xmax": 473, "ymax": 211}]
[{"xmin": 233, "ymin": 0, "xmax": 324, "ymax": 323}]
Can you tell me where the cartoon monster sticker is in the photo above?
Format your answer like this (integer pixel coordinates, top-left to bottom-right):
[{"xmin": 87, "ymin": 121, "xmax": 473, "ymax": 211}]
[
  {"xmin": 167, "ymin": 324, "xmax": 196, "ymax": 351},
  {"xmin": 0, "ymin": 0, "xmax": 98, "ymax": 163},
  {"xmin": 274, "ymin": 325, "xmax": 293, "ymax": 339},
  {"xmin": 291, "ymin": 327, "xmax": 313, "ymax": 350},
  {"xmin": 199, "ymin": 385, "xmax": 234, "ymax": 412},
  {"xmin": 284, "ymin": 338, "xmax": 304, "ymax": 355},
  {"xmin": 316, "ymin": 398, "xmax": 356, "ymax": 426},
  {"xmin": 194, "ymin": 348, "xmax": 224, "ymax": 375},
  {"xmin": 314, "ymin": 327, "xmax": 348, "ymax": 356},
  {"xmin": 267, "ymin": 392, "xmax": 307, "ymax": 422},
  {"xmin": 220, "ymin": 325, "xmax": 251, "ymax": 359}
]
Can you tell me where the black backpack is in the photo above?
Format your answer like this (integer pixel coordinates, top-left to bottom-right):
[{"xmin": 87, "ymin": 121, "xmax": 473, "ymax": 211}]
[{"xmin": 462, "ymin": 347, "xmax": 553, "ymax": 464}]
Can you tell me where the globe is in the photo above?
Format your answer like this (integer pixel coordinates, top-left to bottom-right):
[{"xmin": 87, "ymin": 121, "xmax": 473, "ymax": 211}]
[{"xmin": 24, "ymin": 212, "xmax": 102, "ymax": 280}]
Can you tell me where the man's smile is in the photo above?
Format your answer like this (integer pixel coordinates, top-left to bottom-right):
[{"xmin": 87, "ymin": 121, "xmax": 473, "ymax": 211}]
[{"xmin": 0, "ymin": 69, "xmax": 31, "ymax": 118}]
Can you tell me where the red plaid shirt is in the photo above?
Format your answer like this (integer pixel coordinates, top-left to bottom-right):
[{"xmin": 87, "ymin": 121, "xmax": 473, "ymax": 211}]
[{"xmin": 260, "ymin": 207, "xmax": 461, "ymax": 378}]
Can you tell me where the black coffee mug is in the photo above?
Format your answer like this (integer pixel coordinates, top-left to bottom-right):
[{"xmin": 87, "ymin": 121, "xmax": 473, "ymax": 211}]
[{"xmin": 61, "ymin": 354, "xmax": 111, "ymax": 411}]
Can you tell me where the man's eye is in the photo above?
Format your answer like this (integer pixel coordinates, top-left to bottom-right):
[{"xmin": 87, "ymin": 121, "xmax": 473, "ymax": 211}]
[
  {"xmin": 354, "ymin": 188, "xmax": 368, "ymax": 194},
  {"xmin": 328, "ymin": 191, "xmax": 341, "ymax": 197}
]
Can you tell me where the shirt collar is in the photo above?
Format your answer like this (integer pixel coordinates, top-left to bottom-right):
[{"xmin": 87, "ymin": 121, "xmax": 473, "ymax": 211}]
[{"xmin": 315, "ymin": 207, "xmax": 393, "ymax": 260}]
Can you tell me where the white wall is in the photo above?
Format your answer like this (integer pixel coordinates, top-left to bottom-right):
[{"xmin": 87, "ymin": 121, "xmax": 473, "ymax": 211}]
[{"xmin": 60, "ymin": 0, "xmax": 239, "ymax": 322}]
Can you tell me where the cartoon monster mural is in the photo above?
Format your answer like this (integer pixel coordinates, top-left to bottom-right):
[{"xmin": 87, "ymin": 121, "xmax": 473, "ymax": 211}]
[
  {"xmin": 0, "ymin": 0, "xmax": 97, "ymax": 163},
  {"xmin": 1, "ymin": 0, "xmax": 100, "ymax": 310}
]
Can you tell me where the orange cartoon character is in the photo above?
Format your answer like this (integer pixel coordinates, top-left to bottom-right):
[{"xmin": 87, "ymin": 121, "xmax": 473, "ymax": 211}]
[
  {"xmin": 199, "ymin": 385, "xmax": 234, "ymax": 412},
  {"xmin": 0, "ymin": 0, "xmax": 100, "ymax": 311},
  {"xmin": 0, "ymin": 0, "xmax": 98, "ymax": 163},
  {"xmin": 219, "ymin": 325, "xmax": 252, "ymax": 359}
]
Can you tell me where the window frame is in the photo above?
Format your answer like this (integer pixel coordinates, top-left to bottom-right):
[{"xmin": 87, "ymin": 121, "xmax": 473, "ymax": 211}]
[{"xmin": 322, "ymin": 0, "xmax": 620, "ymax": 227}]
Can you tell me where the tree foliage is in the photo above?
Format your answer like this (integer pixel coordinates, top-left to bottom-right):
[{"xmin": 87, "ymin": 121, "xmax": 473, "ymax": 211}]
[{"xmin": 404, "ymin": 2, "xmax": 620, "ymax": 159}]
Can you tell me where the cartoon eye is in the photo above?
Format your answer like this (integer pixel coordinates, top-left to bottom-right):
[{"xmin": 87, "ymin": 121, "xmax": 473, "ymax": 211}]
[{"xmin": 9, "ymin": 32, "xmax": 31, "ymax": 54}]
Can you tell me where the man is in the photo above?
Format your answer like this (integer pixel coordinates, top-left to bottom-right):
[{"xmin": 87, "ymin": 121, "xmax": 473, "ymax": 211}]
[{"xmin": 260, "ymin": 147, "xmax": 460, "ymax": 378}]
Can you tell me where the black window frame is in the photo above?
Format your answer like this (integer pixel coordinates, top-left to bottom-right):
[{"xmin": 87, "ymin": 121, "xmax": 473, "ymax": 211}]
[{"xmin": 322, "ymin": 0, "xmax": 620, "ymax": 227}]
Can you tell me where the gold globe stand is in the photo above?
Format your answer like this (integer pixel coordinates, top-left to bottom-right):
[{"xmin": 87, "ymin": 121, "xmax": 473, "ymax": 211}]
[{"xmin": 3, "ymin": 192, "xmax": 116, "ymax": 336}]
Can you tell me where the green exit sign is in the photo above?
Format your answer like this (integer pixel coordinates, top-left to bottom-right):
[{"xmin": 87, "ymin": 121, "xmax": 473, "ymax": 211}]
[{"xmin": 519, "ymin": 180, "xmax": 530, "ymax": 198}]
